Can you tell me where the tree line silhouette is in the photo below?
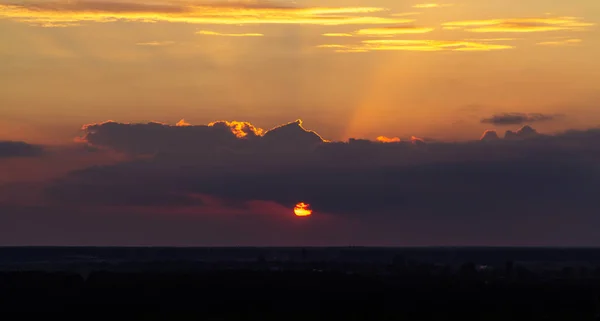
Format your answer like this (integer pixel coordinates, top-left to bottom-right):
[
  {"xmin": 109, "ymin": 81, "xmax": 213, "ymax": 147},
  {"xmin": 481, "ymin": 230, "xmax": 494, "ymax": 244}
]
[{"xmin": 1, "ymin": 258, "xmax": 600, "ymax": 320}]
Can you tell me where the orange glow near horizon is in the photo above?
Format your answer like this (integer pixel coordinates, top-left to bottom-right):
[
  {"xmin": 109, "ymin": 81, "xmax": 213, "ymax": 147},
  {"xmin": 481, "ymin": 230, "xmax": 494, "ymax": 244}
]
[
  {"xmin": 377, "ymin": 136, "xmax": 401, "ymax": 143},
  {"xmin": 294, "ymin": 202, "xmax": 313, "ymax": 217},
  {"xmin": 176, "ymin": 119, "xmax": 191, "ymax": 127},
  {"xmin": 208, "ymin": 120, "xmax": 265, "ymax": 138}
]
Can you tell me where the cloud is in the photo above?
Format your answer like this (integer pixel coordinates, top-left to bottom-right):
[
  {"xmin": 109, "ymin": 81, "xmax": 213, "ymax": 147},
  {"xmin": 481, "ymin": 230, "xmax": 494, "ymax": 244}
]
[
  {"xmin": 537, "ymin": 38, "xmax": 582, "ymax": 46},
  {"xmin": 376, "ymin": 136, "xmax": 401, "ymax": 143},
  {"xmin": 40, "ymin": 121, "xmax": 600, "ymax": 246},
  {"xmin": 480, "ymin": 130, "xmax": 500, "ymax": 141},
  {"xmin": 5, "ymin": 119, "xmax": 600, "ymax": 245},
  {"xmin": 481, "ymin": 113, "xmax": 560, "ymax": 125},
  {"xmin": 504, "ymin": 125, "xmax": 539, "ymax": 140},
  {"xmin": 321, "ymin": 20, "xmax": 431, "ymax": 38},
  {"xmin": 413, "ymin": 3, "xmax": 454, "ymax": 9},
  {"xmin": 391, "ymin": 12, "xmax": 422, "ymax": 17},
  {"xmin": 0, "ymin": 200, "xmax": 352, "ymax": 246},
  {"xmin": 208, "ymin": 120, "xmax": 265, "ymax": 138},
  {"xmin": 78, "ymin": 119, "xmax": 322, "ymax": 154},
  {"xmin": 465, "ymin": 38, "xmax": 518, "ymax": 42},
  {"xmin": 0, "ymin": 144, "xmax": 128, "ymax": 186},
  {"xmin": 317, "ymin": 44, "xmax": 349, "ymax": 49},
  {"xmin": 410, "ymin": 136, "xmax": 426, "ymax": 145},
  {"xmin": 196, "ymin": 30, "xmax": 264, "ymax": 37},
  {"xmin": 443, "ymin": 17, "xmax": 594, "ymax": 33},
  {"xmin": 355, "ymin": 26, "xmax": 435, "ymax": 36},
  {"xmin": 261, "ymin": 119, "xmax": 326, "ymax": 148},
  {"xmin": 334, "ymin": 49, "xmax": 369, "ymax": 53},
  {"xmin": 37, "ymin": 22, "xmax": 81, "ymax": 27},
  {"xmin": 0, "ymin": 141, "xmax": 44, "ymax": 158},
  {"xmin": 176, "ymin": 119, "xmax": 191, "ymax": 127},
  {"xmin": 0, "ymin": 1, "xmax": 413, "ymax": 27},
  {"xmin": 322, "ymin": 33, "xmax": 354, "ymax": 37},
  {"xmin": 79, "ymin": 120, "xmax": 239, "ymax": 154},
  {"xmin": 319, "ymin": 39, "xmax": 514, "ymax": 52},
  {"xmin": 135, "ymin": 41, "xmax": 175, "ymax": 46}
]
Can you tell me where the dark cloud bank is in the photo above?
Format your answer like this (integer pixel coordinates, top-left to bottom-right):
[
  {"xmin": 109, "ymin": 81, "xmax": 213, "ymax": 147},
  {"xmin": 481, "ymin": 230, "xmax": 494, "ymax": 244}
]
[
  {"xmin": 2, "ymin": 119, "xmax": 600, "ymax": 245},
  {"xmin": 481, "ymin": 113, "xmax": 560, "ymax": 125},
  {"xmin": 0, "ymin": 141, "xmax": 43, "ymax": 158}
]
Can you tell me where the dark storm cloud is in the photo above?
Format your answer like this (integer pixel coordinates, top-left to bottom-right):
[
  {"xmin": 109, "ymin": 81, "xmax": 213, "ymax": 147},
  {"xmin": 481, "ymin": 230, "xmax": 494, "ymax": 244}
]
[
  {"xmin": 0, "ymin": 141, "xmax": 43, "ymax": 158},
  {"xmin": 481, "ymin": 113, "xmax": 560, "ymax": 125}
]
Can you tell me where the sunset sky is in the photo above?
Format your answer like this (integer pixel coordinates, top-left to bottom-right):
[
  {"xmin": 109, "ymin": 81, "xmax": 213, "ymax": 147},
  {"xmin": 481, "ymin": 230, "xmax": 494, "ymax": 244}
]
[
  {"xmin": 1, "ymin": 0, "xmax": 599, "ymax": 143},
  {"xmin": 1, "ymin": 0, "xmax": 600, "ymax": 246}
]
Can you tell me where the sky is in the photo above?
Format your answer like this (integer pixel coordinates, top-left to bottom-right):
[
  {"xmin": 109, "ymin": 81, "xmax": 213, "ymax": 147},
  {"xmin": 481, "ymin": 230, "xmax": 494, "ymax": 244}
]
[{"xmin": 1, "ymin": 0, "xmax": 600, "ymax": 246}]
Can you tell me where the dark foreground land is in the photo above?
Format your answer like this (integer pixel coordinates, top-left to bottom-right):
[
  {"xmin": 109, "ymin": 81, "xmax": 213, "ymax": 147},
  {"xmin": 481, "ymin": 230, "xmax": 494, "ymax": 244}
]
[{"xmin": 2, "ymin": 247, "xmax": 600, "ymax": 320}]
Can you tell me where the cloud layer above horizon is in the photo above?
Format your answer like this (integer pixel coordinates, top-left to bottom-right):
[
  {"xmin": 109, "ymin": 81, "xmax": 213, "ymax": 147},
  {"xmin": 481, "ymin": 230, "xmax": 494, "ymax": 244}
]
[
  {"xmin": 2, "ymin": 118, "xmax": 600, "ymax": 246},
  {"xmin": 0, "ymin": 141, "xmax": 44, "ymax": 158}
]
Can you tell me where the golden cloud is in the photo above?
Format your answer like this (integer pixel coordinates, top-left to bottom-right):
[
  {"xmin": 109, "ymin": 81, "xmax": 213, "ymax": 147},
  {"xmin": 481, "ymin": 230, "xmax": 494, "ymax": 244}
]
[
  {"xmin": 207, "ymin": 120, "xmax": 265, "ymax": 138},
  {"xmin": 413, "ymin": 3, "xmax": 454, "ymax": 9},
  {"xmin": 335, "ymin": 49, "xmax": 369, "ymax": 53},
  {"xmin": 136, "ymin": 41, "xmax": 175, "ymax": 46},
  {"xmin": 464, "ymin": 38, "xmax": 518, "ymax": 41},
  {"xmin": 443, "ymin": 17, "xmax": 594, "ymax": 33},
  {"xmin": 317, "ymin": 44, "xmax": 349, "ymax": 49},
  {"xmin": 322, "ymin": 33, "xmax": 354, "ymax": 37},
  {"xmin": 37, "ymin": 22, "xmax": 81, "ymax": 28},
  {"xmin": 376, "ymin": 136, "xmax": 401, "ymax": 143},
  {"xmin": 319, "ymin": 39, "xmax": 514, "ymax": 52},
  {"xmin": 391, "ymin": 12, "xmax": 422, "ymax": 17},
  {"xmin": 197, "ymin": 30, "xmax": 264, "ymax": 37},
  {"xmin": 536, "ymin": 38, "xmax": 582, "ymax": 46},
  {"xmin": 356, "ymin": 26, "xmax": 434, "ymax": 36},
  {"xmin": 0, "ymin": 1, "xmax": 413, "ymax": 27},
  {"xmin": 176, "ymin": 119, "xmax": 191, "ymax": 127},
  {"xmin": 321, "ymin": 22, "xmax": 433, "ymax": 38}
]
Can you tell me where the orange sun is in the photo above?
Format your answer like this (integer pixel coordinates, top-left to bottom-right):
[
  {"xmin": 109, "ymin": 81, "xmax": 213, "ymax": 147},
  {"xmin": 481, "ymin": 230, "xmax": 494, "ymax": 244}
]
[{"xmin": 294, "ymin": 202, "xmax": 313, "ymax": 217}]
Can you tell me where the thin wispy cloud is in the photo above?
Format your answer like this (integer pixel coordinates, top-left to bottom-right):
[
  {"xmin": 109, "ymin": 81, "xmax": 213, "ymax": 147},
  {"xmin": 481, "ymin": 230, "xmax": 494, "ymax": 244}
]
[
  {"xmin": 335, "ymin": 49, "xmax": 369, "ymax": 53},
  {"xmin": 356, "ymin": 26, "xmax": 435, "ymax": 36},
  {"xmin": 537, "ymin": 38, "xmax": 582, "ymax": 46},
  {"xmin": 443, "ymin": 17, "xmax": 594, "ymax": 33},
  {"xmin": 321, "ymin": 23, "xmax": 432, "ymax": 38},
  {"xmin": 37, "ymin": 22, "xmax": 81, "ymax": 28},
  {"xmin": 413, "ymin": 3, "xmax": 454, "ymax": 9},
  {"xmin": 391, "ymin": 12, "xmax": 422, "ymax": 17},
  {"xmin": 322, "ymin": 33, "xmax": 354, "ymax": 37},
  {"xmin": 136, "ymin": 41, "xmax": 175, "ymax": 46},
  {"xmin": 0, "ymin": 1, "xmax": 413, "ymax": 27},
  {"xmin": 197, "ymin": 30, "xmax": 264, "ymax": 37},
  {"xmin": 465, "ymin": 38, "xmax": 518, "ymax": 42},
  {"xmin": 317, "ymin": 44, "xmax": 349, "ymax": 49},
  {"xmin": 319, "ymin": 39, "xmax": 514, "ymax": 53},
  {"xmin": 363, "ymin": 39, "xmax": 513, "ymax": 51}
]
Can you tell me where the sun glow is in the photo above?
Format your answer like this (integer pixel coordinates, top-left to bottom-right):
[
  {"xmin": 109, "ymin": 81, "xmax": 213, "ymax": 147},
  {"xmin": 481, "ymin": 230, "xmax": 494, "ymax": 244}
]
[{"xmin": 294, "ymin": 202, "xmax": 313, "ymax": 217}]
